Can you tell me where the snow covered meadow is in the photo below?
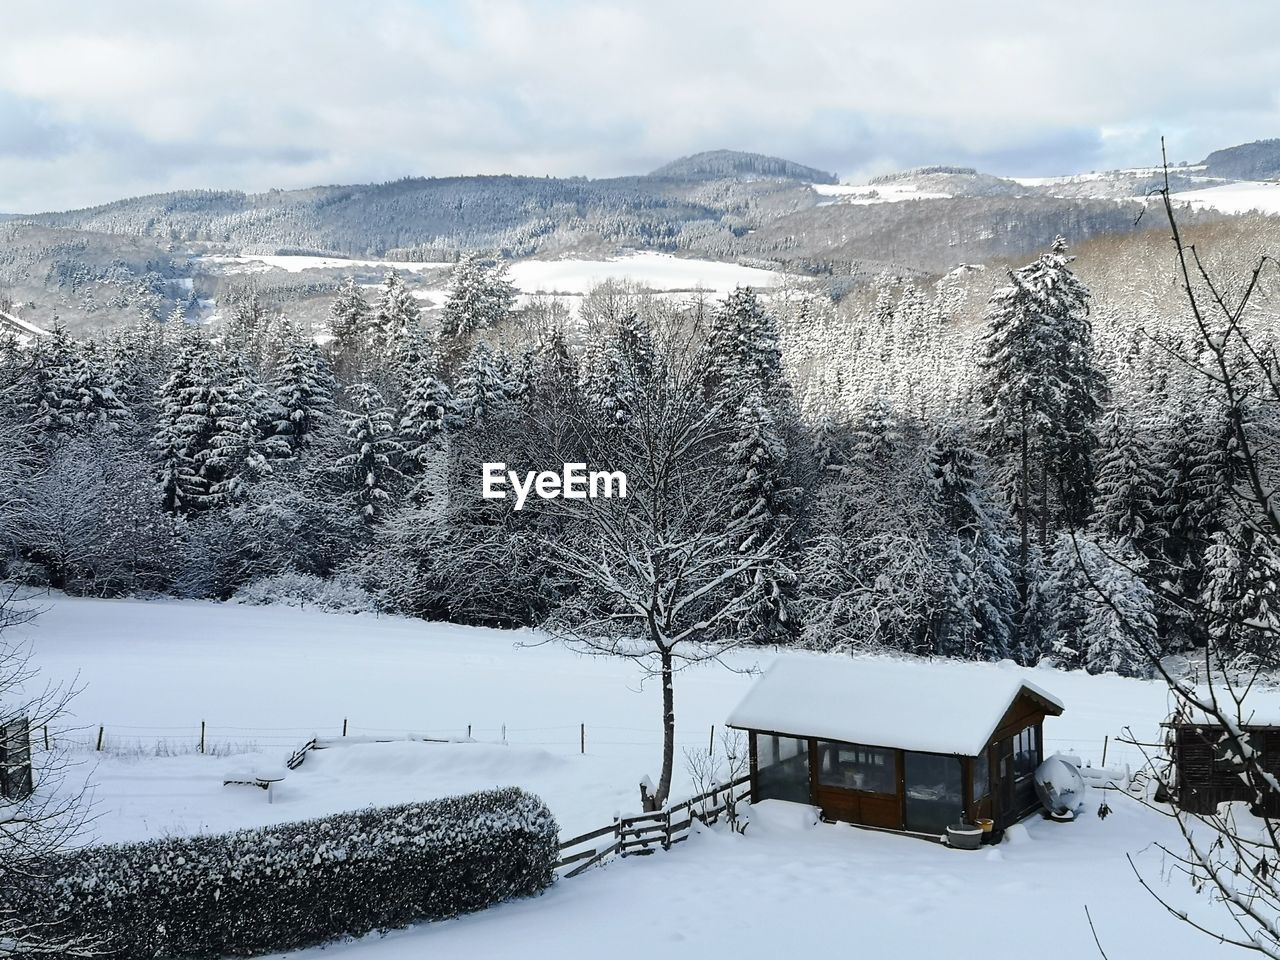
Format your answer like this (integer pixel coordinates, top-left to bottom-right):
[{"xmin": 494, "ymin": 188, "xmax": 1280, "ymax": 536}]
[
  {"xmin": 20, "ymin": 593, "xmax": 1245, "ymax": 959},
  {"xmin": 204, "ymin": 250, "xmax": 786, "ymax": 315}
]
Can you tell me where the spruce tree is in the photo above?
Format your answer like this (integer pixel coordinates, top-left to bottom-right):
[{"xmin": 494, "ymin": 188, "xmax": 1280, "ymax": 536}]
[
  {"xmin": 328, "ymin": 278, "xmax": 371, "ymax": 379},
  {"xmin": 706, "ymin": 287, "xmax": 786, "ymax": 402},
  {"xmin": 927, "ymin": 431, "xmax": 1017, "ymax": 660},
  {"xmin": 333, "ymin": 382, "xmax": 404, "ymax": 523},
  {"xmin": 440, "ymin": 254, "xmax": 515, "ymax": 342},
  {"xmin": 371, "ymin": 270, "xmax": 421, "ymax": 362},
  {"xmin": 24, "ymin": 325, "xmax": 123, "ymax": 439},
  {"xmin": 453, "ymin": 342, "xmax": 516, "ymax": 426},
  {"xmin": 153, "ymin": 338, "xmax": 215, "ymax": 513},
  {"xmin": 272, "ymin": 340, "xmax": 336, "ymax": 454},
  {"xmin": 978, "ymin": 238, "xmax": 1104, "ymax": 650},
  {"xmin": 727, "ymin": 393, "xmax": 801, "ymax": 642},
  {"xmin": 203, "ymin": 352, "xmax": 275, "ymax": 506},
  {"xmin": 398, "ymin": 359, "xmax": 452, "ymax": 489},
  {"xmin": 1093, "ymin": 404, "xmax": 1161, "ymax": 556}
]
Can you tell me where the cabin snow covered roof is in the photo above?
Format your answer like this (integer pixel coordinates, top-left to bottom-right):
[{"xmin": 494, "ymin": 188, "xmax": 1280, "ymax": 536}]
[
  {"xmin": 1166, "ymin": 682, "xmax": 1280, "ymax": 728},
  {"xmin": 727, "ymin": 656, "xmax": 1064, "ymax": 757}
]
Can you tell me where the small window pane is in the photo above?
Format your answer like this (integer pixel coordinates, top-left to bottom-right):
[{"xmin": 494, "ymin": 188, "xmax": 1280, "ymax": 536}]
[
  {"xmin": 756, "ymin": 735, "xmax": 810, "ymax": 804},
  {"xmin": 817, "ymin": 741, "xmax": 897, "ymax": 794},
  {"xmin": 1013, "ymin": 727, "xmax": 1039, "ymax": 780}
]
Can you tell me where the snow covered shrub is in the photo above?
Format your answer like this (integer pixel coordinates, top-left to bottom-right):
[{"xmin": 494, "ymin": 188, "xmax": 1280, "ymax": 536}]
[
  {"xmin": 12, "ymin": 433, "xmax": 186, "ymax": 596},
  {"xmin": 355, "ymin": 506, "xmax": 554, "ymax": 626},
  {"xmin": 1, "ymin": 559, "xmax": 50, "ymax": 588},
  {"xmin": 30, "ymin": 787, "xmax": 558, "ymax": 958},
  {"xmin": 234, "ymin": 570, "xmax": 377, "ymax": 614}
]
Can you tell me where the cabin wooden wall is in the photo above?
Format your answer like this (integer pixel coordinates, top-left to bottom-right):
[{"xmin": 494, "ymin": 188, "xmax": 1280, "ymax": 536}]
[{"xmin": 1173, "ymin": 725, "xmax": 1280, "ymax": 816}]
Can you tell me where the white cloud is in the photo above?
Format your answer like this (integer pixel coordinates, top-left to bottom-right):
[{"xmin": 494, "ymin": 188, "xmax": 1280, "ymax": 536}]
[{"xmin": 2, "ymin": 0, "xmax": 1278, "ymax": 211}]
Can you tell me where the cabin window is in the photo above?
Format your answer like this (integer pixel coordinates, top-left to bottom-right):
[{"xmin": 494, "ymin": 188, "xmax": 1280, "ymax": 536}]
[
  {"xmin": 972, "ymin": 747, "xmax": 990, "ymax": 800},
  {"xmin": 755, "ymin": 734, "xmax": 811, "ymax": 805},
  {"xmin": 1013, "ymin": 726, "xmax": 1039, "ymax": 780},
  {"xmin": 816, "ymin": 741, "xmax": 897, "ymax": 794}
]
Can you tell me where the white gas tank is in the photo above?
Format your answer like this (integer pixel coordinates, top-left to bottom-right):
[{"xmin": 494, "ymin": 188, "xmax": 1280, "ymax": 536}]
[{"xmin": 1034, "ymin": 755, "xmax": 1087, "ymax": 819}]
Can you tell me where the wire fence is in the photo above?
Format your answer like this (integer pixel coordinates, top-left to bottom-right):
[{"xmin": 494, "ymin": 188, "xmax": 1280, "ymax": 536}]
[
  {"xmin": 34, "ymin": 719, "xmax": 745, "ymax": 760},
  {"xmin": 30, "ymin": 717, "xmax": 1155, "ymax": 774}
]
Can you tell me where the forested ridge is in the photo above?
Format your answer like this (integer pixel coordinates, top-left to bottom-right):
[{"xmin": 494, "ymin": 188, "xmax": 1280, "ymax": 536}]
[{"xmin": 0, "ymin": 222, "xmax": 1276, "ymax": 681}]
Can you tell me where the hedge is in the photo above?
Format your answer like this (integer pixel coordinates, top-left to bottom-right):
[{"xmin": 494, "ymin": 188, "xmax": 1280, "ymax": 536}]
[{"xmin": 29, "ymin": 787, "xmax": 558, "ymax": 958}]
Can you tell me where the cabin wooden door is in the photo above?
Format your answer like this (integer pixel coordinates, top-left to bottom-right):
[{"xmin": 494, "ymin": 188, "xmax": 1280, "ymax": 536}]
[{"xmin": 995, "ymin": 736, "xmax": 1014, "ymax": 827}]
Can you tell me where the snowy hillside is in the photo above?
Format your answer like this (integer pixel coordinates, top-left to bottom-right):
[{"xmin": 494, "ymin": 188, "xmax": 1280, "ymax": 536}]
[{"xmin": 19, "ymin": 595, "xmax": 1249, "ymax": 960}]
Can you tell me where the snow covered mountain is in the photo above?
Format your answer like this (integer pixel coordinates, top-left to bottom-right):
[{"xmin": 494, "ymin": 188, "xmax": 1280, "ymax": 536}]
[{"xmin": 647, "ymin": 149, "xmax": 838, "ymax": 184}]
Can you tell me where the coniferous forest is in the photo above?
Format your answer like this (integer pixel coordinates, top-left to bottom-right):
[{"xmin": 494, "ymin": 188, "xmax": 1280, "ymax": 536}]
[{"xmin": 3, "ymin": 217, "xmax": 1275, "ymax": 683}]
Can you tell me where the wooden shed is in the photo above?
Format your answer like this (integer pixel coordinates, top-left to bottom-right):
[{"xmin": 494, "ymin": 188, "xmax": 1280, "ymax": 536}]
[
  {"xmin": 727, "ymin": 658, "xmax": 1064, "ymax": 839},
  {"xmin": 1166, "ymin": 717, "xmax": 1280, "ymax": 816}
]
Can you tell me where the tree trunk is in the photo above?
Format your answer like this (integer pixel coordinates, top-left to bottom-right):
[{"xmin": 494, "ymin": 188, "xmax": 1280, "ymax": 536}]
[
  {"xmin": 652, "ymin": 647, "xmax": 676, "ymax": 810},
  {"xmin": 1039, "ymin": 456, "xmax": 1049, "ymax": 548},
  {"xmin": 1018, "ymin": 416, "xmax": 1029, "ymax": 610}
]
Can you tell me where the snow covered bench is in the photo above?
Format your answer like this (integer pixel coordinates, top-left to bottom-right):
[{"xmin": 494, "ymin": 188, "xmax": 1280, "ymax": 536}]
[{"xmin": 223, "ymin": 765, "xmax": 286, "ymax": 803}]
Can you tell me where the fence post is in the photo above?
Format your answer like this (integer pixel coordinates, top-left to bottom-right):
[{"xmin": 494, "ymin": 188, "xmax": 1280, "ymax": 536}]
[
  {"xmin": 501, "ymin": 723, "xmax": 507, "ymax": 743},
  {"xmin": 467, "ymin": 724, "xmax": 472, "ymax": 739},
  {"xmin": 581, "ymin": 723, "xmax": 585, "ymax": 755},
  {"xmin": 199, "ymin": 720, "xmax": 205, "ymax": 755},
  {"xmin": 96, "ymin": 726, "xmax": 104, "ymax": 751},
  {"xmin": 342, "ymin": 718, "xmax": 348, "ymax": 737},
  {"xmin": 1101, "ymin": 735, "xmax": 1109, "ymax": 768},
  {"xmin": 708, "ymin": 724, "xmax": 715, "ymax": 756}
]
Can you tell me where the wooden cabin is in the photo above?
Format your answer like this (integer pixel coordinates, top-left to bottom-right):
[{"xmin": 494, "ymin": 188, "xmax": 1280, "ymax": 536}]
[
  {"xmin": 1166, "ymin": 719, "xmax": 1280, "ymax": 816},
  {"xmin": 727, "ymin": 658, "xmax": 1064, "ymax": 839}
]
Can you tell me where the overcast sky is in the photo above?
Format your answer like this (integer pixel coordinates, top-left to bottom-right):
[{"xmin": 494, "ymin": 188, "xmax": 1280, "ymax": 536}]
[{"xmin": 3, "ymin": 0, "xmax": 1279, "ymax": 212}]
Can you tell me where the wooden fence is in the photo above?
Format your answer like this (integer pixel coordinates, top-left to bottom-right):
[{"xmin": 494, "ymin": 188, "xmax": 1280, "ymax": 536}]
[{"xmin": 554, "ymin": 774, "xmax": 751, "ymax": 879}]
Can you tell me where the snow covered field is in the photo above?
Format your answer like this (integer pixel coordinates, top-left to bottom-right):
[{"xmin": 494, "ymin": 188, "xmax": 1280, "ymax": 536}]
[
  {"xmin": 202, "ymin": 251, "xmax": 782, "ymax": 298},
  {"xmin": 1170, "ymin": 180, "xmax": 1280, "ymax": 215},
  {"xmin": 201, "ymin": 251, "xmax": 784, "ymax": 320},
  {"xmin": 202, "ymin": 254, "xmax": 453, "ymax": 274},
  {"xmin": 812, "ymin": 182, "xmax": 951, "ymax": 205},
  {"xmin": 504, "ymin": 251, "xmax": 782, "ymax": 297},
  {"xmin": 18, "ymin": 595, "xmax": 1243, "ymax": 959}
]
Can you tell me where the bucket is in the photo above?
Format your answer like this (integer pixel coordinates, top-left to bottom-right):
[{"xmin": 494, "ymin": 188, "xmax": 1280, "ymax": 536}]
[
  {"xmin": 946, "ymin": 823, "xmax": 984, "ymax": 850},
  {"xmin": 975, "ymin": 818, "xmax": 995, "ymax": 844}
]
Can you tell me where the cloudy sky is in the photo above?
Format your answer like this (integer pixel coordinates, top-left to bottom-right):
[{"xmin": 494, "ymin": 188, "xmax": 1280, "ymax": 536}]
[{"xmin": 3, "ymin": 0, "xmax": 1279, "ymax": 212}]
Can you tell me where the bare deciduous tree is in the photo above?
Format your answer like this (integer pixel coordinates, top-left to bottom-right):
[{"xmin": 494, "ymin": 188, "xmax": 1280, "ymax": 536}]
[
  {"xmin": 546, "ymin": 334, "xmax": 779, "ymax": 810},
  {"xmin": 0, "ymin": 588, "xmax": 96, "ymax": 957},
  {"xmin": 684, "ymin": 729, "xmax": 749, "ymax": 832}
]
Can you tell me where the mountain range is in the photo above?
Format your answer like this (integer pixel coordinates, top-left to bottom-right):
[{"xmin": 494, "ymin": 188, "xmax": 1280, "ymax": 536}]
[{"xmin": 1, "ymin": 138, "xmax": 1278, "ymax": 334}]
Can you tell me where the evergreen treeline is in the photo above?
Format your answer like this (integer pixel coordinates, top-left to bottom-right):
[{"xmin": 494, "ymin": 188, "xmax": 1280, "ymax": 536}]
[{"xmin": 1, "ymin": 239, "xmax": 1275, "ymax": 679}]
